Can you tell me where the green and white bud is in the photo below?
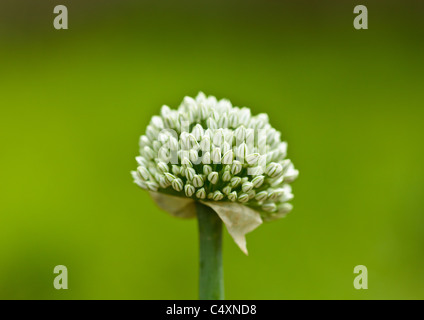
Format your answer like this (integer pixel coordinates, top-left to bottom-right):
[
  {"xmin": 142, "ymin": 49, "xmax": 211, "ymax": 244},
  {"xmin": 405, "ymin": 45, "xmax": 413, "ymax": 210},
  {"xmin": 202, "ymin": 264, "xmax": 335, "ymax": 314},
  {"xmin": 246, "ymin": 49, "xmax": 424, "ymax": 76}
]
[
  {"xmin": 200, "ymin": 136, "xmax": 211, "ymax": 151},
  {"xmin": 143, "ymin": 146, "xmax": 155, "ymax": 160},
  {"xmin": 146, "ymin": 181, "xmax": 159, "ymax": 192},
  {"xmin": 203, "ymin": 165, "xmax": 213, "ymax": 176},
  {"xmin": 222, "ymin": 170, "xmax": 232, "ymax": 182},
  {"xmin": 277, "ymin": 202, "xmax": 293, "ymax": 214},
  {"xmin": 266, "ymin": 162, "xmax": 283, "ymax": 178},
  {"xmin": 222, "ymin": 150, "xmax": 234, "ymax": 165},
  {"xmin": 196, "ymin": 188, "xmax": 206, "ymax": 199},
  {"xmin": 246, "ymin": 153, "xmax": 260, "ymax": 165},
  {"xmin": 184, "ymin": 167, "xmax": 196, "ymax": 181},
  {"xmin": 231, "ymin": 161, "xmax": 242, "ymax": 175},
  {"xmin": 238, "ymin": 193, "xmax": 249, "ymax": 203},
  {"xmin": 164, "ymin": 172, "xmax": 176, "ymax": 183},
  {"xmin": 202, "ymin": 152, "xmax": 211, "ymax": 164},
  {"xmin": 185, "ymin": 184, "xmax": 195, "ymax": 197},
  {"xmin": 228, "ymin": 191, "xmax": 237, "ymax": 202},
  {"xmin": 191, "ymin": 124, "xmax": 203, "ymax": 141},
  {"xmin": 171, "ymin": 165, "xmax": 181, "ymax": 176},
  {"xmin": 255, "ymin": 191, "xmax": 268, "ymax": 201},
  {"xmin": 172, "ymin": 178, "xmax": 184, "ymax": 192},
  {"xmin": 235, "ymin": 126, "xmax": 246, "ymax": 142},
  {"xmin": 212, "ymin": 191, "xmax": 224, "ymax": 201},
  {"xmin": 262, "ymin": 202, "xmax": 277, "ymax": 212},
  {"xmin": 192, "ymin": 175, "xmax": 204, "ymax": 188},
  {"xmin": 211, "ymin": 147, "xmax": 222, "ymax": 164},
  {"xmin": 222, "ymin": 185, "xmax": 232, "ymax": 195},
  {"xmin": 251, "ymin": 175, "xmax": 265, "ymax": 188},
  {"xmin": 207, "ymin": 117, "xmax": 217, "ymax": 130},
  {"xmin": 230, "ymin": 177, "xmax": 242, "ymax": 188},
  {"xmin": 208, "ymin": 171, "xmax": 219, "ymax": 184},
  {"xmin": 241, "ymin": 182, "xmax": 254, "ymax": 193},
  {"xmin": 137, "ymin": 166, "xmax": 150, "ymax": 181},
  {"xmin": 157, "ymin": 162, "xmax": 169, "ymax": 173}
]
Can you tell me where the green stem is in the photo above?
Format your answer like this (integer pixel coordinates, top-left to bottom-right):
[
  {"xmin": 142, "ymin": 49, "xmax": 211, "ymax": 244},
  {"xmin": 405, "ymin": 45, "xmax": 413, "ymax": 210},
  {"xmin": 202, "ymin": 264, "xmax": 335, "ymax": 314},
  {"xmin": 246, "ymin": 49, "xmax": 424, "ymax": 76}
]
[{"xmin": 196, "ymin": 202, "xmax": 224, "ymax": 300}]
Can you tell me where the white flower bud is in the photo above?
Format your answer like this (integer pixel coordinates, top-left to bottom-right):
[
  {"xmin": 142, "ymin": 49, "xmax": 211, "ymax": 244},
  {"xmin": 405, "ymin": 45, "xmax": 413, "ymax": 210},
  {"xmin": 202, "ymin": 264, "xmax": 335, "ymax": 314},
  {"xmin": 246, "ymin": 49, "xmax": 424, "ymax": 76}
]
[
  {"xmin": 139, "ymin": 135, "xmax": 151, "ymax": 148},
  {"xmin": 246, "ymin": 153, "xmax": 260, "ymax": 165},
  {"xmin": 203, "ymin": 165, "xmax": 212, "ymax": 176},
  {"xmin": 247, "ymin": 190, "xmax": 256, "ymax": 200},
  {"xmin": 172, "ymin": 178, "xmax": 184, "ymax": 192},
  {"xmin": 134, "ymin": 178, "xmax": 148, "ymax": 190},
  {"xmin": 228, "ymin": 191, "xmax": 237, "ymax": 202},
  {"xmin": 168, "ymin": 136, "xmax": 178, "ymax": 150},
  {"xmin": 239, "ymin": 108, "xmax": 251, "ymax": 126},
  {"xmin": 203, "ymin": 129, "xmax": 213, "ymax": 138},
  {"xmin": 136, "ymin": 156, "xmax": 148, "ymax": 167},
  {"xmin": 164, "ymin": 172, "xmax": 176, "ymax": 183},
  {"xmin": 222, "ymin": 141, "xmax": 231, "ymax": 155},
  {"xmin": 262, "ymin": 202, "xmax": 277, "ymax": 212},
  {"xmin": 268, "ymin": 188, "xmax": 283, "ymax": 201},
  {"xmin": 158, "ymin": 147, "xmax": 171, "ymax": 163},
  {"xmin": 222, "ymin": 185, "xmax": 232, "ymax": 195},
  {"xmin": 185, "ymin": 184, "xmax": 195, "ymax": 197},
  {"xmin": 158, "ymin": 175, "xmax": 169, "ymax": 189},
  {"xmin": 160, "ymin": 105, "xmax": 171, "ymax": 118},
  {"xmin": 278, "ymin": 203, "xmax": 293, "ymax": 214},
  {"xmin": 245, "ymin": 129, "xmax": 254, "ymax": 147},
  {"xmin": 207, "ymin": 117, "xmax": 217, "ymax": 130},
  {"xmin": 200, "ymin": 136, "xmax": 211, "ymax": 151},
  {"xmin": 200, "ymin": 104, "xmax": 209, "ymax": 120},
  {"xmin": 241, "ymin": 182, "xmax": 254, "ymax": 193},
  {"xmin": 207, "ymin": 192, "xmax": 214, "ymax": 200},
  {"xmin": 181, "ymin": 157, "xmax": 193, "ymax": 167},
  {"xmin": 229, "ymin": 112, "xmax": 238, "ymax": 128},
  {"xmin": 196, "ymin": 188, "xmax": 206, "ymax": 199},
  {"xmin": 222, "ymin": 150, "xmax": 234, "ymax": 165},
  {"xmin": 266, "ymin": 162, "xmax": 283, "ymax": 178},
  {"xmin": 231, "ymin": 161, "xmax": 242, "ymax": 175},
  {"xmin": 213, "ymin": 191, "xmax": 224, "ymax": 201},
  {"xmin": 222, "ymin": 170, "xmax": 232, "ymax": 182},
  {"xmin": 202, "ymin": 152, "xmax": 211, "ymax": 164},
  {"xmin": 208, "ymin": 171, "xmax": 219, "ymax": 184},
  {"xmin": 151, "ymin": 116, "xmax": 164, "ymax": 129},
  {"xmin": 137, "ymin": 166, "xmax": 150, "ymax": 180},
  {"xmin": 146, "ymin": 181, "xmax": 159, "ymax": 192},
  {"xmin": 189, "ymin": 149, "xmax": 199, "ymax": 164},
  {"xmin": 212, "ymin": 129, "xmax": 224, "ymax": 147},
  {"xmin": 193, "ymin": 175, "xmax": 204, "ymax": 188},
  {"xmin": 152, "ymin": 141, "xmax": 162, "ymax": 153},
  {"xmin": 230, "ymin": 177, "xmax": 241, "ymax": 188},
  {"xmin": 251, "ymin": 175, "xmax": 265, "ymax": 188},
  {"xmin": 255, "ymin": 191, "xmax": 268, "ymax": 201},
  {"xmin": 211, "ymin": 147, "xmax": 222, "ymax": 164},
  {"xmin": 184, "ymin": 167, "xmax": 196, "ymax": 181},
  {"xmin": 146, "ymin": 125, "xmax": 159, "ymax": 141},
  {"xmin": 238, "ymin": 193, "xmax": 249, "ymax": 203},
  {"xmin": 157, "ymin": 162, "xmax": 169, "ymax": 173},
  {"xmin": 191, "ymin": 124, "xmax": 204, "ymax": 141},
  {"xmin": 171, "ymin": 165, "xmax": 181, "ymax": 176},
  {"xmin": 218, "ymin": 114, "xmax": 228, "ymax": 129},
  {"xmin": 143, "ymin": 146, "xmax": 155, "ymax": 160},
  {"xmin": 180, "ymin": 132, "xmax": 190, "ymax": 150},
  {"xmin": 236, "ymin": 143, "xmax": 248, "ymax": 160},
  {"xmin": 163, "ymin": 115, "xmax": 176, "ymax": 129},
  {"xmin": 283, "ymin": 163, "xmax": 299, "ymax": 183},
  {"xmin": 234, "ymin": 126, "xmax": 246, "ymax": 142}
]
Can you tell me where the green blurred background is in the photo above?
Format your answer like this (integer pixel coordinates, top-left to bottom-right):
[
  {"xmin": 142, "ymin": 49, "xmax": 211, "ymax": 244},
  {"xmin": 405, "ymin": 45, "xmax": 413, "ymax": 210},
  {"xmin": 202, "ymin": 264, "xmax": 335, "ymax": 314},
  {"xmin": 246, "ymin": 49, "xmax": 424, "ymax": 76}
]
[{"xmin": 1, "ymin": 0, "xmax": 423, "ymax": 299}]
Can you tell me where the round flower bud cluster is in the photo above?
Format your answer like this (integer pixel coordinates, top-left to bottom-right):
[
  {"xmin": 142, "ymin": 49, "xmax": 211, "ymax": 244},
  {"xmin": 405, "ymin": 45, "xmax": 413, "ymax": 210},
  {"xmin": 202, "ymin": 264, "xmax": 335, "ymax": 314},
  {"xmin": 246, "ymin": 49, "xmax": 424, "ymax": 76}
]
[{"xmin": 131, "ymin": 92, "xmax": 299, "ymax": 219}]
